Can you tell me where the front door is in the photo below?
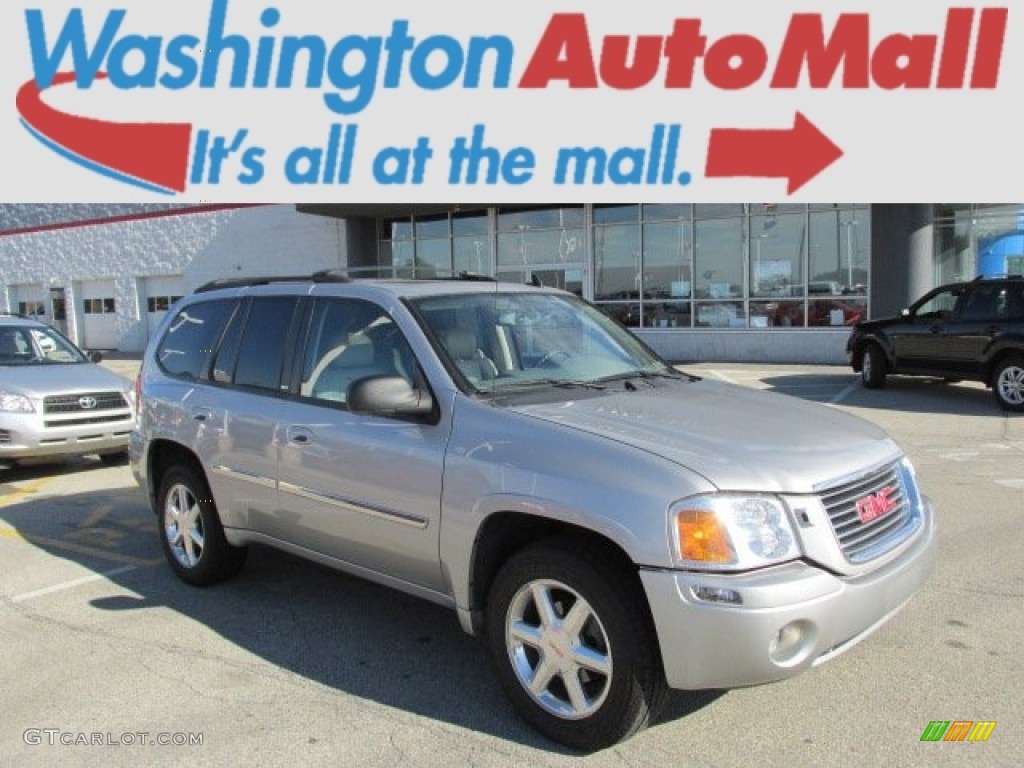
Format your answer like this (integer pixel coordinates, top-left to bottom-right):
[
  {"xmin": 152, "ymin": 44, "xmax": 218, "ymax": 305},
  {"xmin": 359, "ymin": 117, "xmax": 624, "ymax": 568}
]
[{"xmin": 273, "ymin": 298, "xmax": 448, "ymax": 592}]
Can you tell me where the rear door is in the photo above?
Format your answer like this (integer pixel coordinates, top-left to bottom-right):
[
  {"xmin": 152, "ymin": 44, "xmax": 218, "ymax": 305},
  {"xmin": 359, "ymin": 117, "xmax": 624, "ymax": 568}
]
[{"xmin": 197, "ymin": 296, "xmax": 303, "ymax": 531}]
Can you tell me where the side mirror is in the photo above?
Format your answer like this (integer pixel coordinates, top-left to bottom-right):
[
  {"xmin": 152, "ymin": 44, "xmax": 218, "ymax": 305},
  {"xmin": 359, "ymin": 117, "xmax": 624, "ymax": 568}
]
[
  {"xmin": 348, "ymin": 376, "xmax": 434, "ymax": 419},
  {"xmin": 88, "ymin": 350, "xmax": 104, "ymax": 363},
  {"xmin": 900, "ymin": 308, "xmax": 911, "ymax": 318}
]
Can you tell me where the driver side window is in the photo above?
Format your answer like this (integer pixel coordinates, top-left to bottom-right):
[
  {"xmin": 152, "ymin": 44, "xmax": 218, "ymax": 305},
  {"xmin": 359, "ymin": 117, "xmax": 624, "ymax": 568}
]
[
  {"xmin": 301, "ymin": 299, "xmax": 419, "ymax": 406},
  {"xmin": 915, "ymin": 288, "xmax": 959, "ymax": 319}
]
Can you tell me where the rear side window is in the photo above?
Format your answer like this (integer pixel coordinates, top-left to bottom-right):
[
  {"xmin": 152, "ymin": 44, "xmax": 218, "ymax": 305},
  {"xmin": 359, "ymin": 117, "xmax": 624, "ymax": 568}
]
[
  {"xmin": 156, "ymin": 300, "xmax": 236, "ymax": 380},
  {"xmin": 232, "ymin": 297, "xmax": 301, "ymax": 391}
]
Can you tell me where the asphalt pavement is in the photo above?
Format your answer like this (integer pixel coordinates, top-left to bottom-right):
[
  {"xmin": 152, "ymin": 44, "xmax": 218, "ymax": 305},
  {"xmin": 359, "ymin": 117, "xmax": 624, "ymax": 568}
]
[{"xmin": 0, "ymin": 359, "xmax": 1020, "ymax": 767}]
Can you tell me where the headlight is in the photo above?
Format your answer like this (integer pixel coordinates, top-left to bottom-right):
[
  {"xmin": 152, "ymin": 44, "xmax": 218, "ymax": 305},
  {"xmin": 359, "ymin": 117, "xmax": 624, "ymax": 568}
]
[
  {"xmin": 0, "ymin": 391, "xmax": 35, "ymax": 413},
  {"xmin": 671, "ymin": 494, "xmax": 800, "ymax": 571}
]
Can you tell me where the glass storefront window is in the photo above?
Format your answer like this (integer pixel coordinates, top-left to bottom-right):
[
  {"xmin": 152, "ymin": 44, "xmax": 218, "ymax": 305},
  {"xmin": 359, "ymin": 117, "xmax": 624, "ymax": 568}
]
[
  {"xmin": 749, "ymin": 299, "xmax": 805, "ymax": 328},
  {"xmin": 454, "ymin": 236, "xmax": 489, "ymax": 275},
  {"xmin": 452, "ymin": 212, "xmax": 488, "ymax": 236},
  {"xmin": 696, "ymin": 204, "xmax": 744, "ymax": 218},
  {"xmin": 374, "ymin": 204, "xmax": 875, "ymax": 330},
  {"xmin": 594, "ymin": 221, "xmax": 640, "ymax": 301},
  {"xmin": 809, "ymin": 297, "xmax": 867, "ymax": 327},
  {"xmin": 593, "ymin": 204, "xmax": 639, "ymax": 224},
  {"xmin": 498, "ymin": 227, "xmax": 586, "ymax": 267},
  {"xmin": 642, "ymin": 204, "xmax": 691, "ymax": 221},
  {"xmin": 749, "ymin": 213, "xmax": 806, "ymax": 299},
  {"xmin": 695, "ymin": 217, "xmax": 743, "ymax": 299},
  {"xmin": 695, "ymin": 301, "xmax": 746, "ymax": 328},
  {"xmin": 497, "ymin": 206, "xmax": 584, "ymax": 232},
  {"xmin": 415, "ymin": 215, "xmax": 450, "ymax": 239},
  {"xmin": 643, "ymin": 220, "xmax": 692, "ymax": 301},
  {"xmin": 809, "ymin": 208, "xmax": 869, "ymax": 296}
]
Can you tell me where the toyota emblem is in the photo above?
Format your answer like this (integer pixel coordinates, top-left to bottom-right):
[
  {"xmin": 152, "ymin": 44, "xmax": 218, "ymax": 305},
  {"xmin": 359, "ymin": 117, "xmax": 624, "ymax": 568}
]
[{"xmin": 78, "ymin": 396, "xmax": 98, "ymax": 410}]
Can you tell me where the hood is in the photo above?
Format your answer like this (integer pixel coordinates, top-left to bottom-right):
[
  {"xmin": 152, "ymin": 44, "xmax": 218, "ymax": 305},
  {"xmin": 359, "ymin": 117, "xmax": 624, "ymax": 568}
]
[
  {"xmin": 509, "ymin": 378, "xmax": 900, "ymax": 493},
  {"xmin": 1, "ymin": 363, "xmax": 131, "ymax": 399}
]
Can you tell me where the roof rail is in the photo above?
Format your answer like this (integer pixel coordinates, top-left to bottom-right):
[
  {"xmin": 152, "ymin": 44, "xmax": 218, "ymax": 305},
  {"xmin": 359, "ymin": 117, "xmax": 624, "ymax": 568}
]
[
  {"xmin": 192, "ymin": 268, "xmax": 501, "ymax": 294},
  {"xmin": 193, "ymin": 273, "xmax": 351, "ymax": 293}
]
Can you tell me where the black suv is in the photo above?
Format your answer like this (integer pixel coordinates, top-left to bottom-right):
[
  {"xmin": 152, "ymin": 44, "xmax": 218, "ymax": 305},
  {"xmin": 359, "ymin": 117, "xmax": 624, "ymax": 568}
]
[{"xmin": 847, "ymin": 276, "xmax": 1024, "ymax": 411}]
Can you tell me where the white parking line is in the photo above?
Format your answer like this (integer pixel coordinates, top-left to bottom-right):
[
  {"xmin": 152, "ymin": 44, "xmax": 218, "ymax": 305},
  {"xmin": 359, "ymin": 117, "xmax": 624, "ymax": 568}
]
[
  {"xmin": 829, "ymin": 379, "xmax": 861, "ymax": 405},
  {"xmin": 12, "ymin": 565, "xmax": 136, "ymax": 603}
]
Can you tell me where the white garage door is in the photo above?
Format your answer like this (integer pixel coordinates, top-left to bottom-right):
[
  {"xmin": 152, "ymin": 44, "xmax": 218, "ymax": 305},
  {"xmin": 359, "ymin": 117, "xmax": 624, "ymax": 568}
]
[
  {"xmin": 144, "ymin": 276, "xmax": 185, "ymax": 339},
  {"xmin": 80, "ymin": 279, "xmax": 119, "ymax": 350}
]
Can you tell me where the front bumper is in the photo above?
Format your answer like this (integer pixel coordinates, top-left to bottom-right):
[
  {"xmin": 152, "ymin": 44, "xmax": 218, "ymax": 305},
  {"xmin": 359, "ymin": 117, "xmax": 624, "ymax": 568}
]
[
  {"xmin": 0, "ymin": 412, "xmax": 134, "ymax": 461},
  {"xmin": 640, "ymin": 497, "xmax": 936, "ymax": 690}
]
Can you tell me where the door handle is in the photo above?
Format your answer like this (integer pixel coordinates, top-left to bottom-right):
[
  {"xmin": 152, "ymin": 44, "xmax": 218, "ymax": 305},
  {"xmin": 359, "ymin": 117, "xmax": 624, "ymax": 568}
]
[
  {"xmin": 287, "ymin": 426, "xmax": 314, "ymax": 445},
  {"xmin": 192, "ymin": 407, "xmax": 213, "ymax": 422}
]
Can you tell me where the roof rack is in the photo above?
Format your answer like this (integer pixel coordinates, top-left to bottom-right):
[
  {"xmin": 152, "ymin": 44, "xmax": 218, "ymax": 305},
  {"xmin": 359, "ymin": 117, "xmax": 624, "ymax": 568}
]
[
  {"xmin": 193, "ymin": 273, "xmax": 352, "ymax": 294},
  {"xmin": 193, "ymin": 268, "xmax": 506, "ymax": 294}
]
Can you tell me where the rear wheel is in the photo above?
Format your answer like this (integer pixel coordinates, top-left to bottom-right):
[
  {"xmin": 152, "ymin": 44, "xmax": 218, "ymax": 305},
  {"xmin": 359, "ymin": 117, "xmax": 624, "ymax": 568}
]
[
  {"xmin": 485, "ymin": 538, "xmax": 667, "ymax": 752},
  {"xmin": 993, "ymin": 355, "xmax": 1024, "ymax": 412},
  {"xmin": 157, "ymin": 464, "xmax": 247, "ymax": 586},
  {"xmin": 860, "ymin": 343, "xmax": 887, "ymax": 388}
]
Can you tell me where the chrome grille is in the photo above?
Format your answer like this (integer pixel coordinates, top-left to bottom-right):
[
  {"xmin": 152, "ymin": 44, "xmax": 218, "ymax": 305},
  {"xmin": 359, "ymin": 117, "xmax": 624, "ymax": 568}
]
[
  {"xmin": 0, "ymin": 429, "xmax": 10, "ymax": 445},
  {"xmin": 819, "ymin": 462, "xmax": 914, "ymax": 563},
  {"xmin": 43, "ymin": 392, "xmax": 128, "ymax": 413}
]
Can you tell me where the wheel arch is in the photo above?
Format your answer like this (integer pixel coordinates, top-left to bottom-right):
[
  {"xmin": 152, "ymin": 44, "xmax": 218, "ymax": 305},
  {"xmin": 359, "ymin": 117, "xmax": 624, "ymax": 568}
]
[
  {"xmin": 146, "ymin": 439, "xmax": 207, "ymax": 515},
  {"xmin": 466, "ymin": 511, "xmax": 647, "ymax": 636}
]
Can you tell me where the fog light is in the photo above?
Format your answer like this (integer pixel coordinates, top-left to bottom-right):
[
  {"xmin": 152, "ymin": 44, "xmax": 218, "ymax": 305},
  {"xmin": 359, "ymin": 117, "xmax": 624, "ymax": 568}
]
[
  {"xmin": 691, "ymin": 585, "xmax": 743, "ymax": 605},
  {"xmin": 768, "ymin": 620, "xmax": 814, "ymax": 665}
]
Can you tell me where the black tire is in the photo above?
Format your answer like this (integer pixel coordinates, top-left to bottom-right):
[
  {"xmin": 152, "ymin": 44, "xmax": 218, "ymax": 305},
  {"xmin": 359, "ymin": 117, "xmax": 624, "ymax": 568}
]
[
  {"xmin": 993, "ymin": 355, "xmax": 1024, "ymax": 412},
  {"xmin": 156, "ymin": 464, "xmax": 247, "ymax": 586},
  {"xmin": 485, "ymin": 537, "xmax": 667, "ymax": 752},
  {"xmin": 99, "ymin": 450, "xmax": 129, "ymax": 466},
  {"xmin": 860, "ymin": 343, "xmax": 887, "ymax": 389}
]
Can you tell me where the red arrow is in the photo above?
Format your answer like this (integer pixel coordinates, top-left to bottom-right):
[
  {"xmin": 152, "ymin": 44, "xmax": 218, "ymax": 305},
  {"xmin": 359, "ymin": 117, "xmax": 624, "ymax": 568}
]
[{"xmin": 705, "ymin": 112, "xmax": 843, "ymax": 194}]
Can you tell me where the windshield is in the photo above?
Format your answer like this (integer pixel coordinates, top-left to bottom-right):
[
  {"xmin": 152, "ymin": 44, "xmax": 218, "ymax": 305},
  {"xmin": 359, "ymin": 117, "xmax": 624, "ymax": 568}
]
[
  {"xmin": 0, "ymin": 324, "xmax": 88, "ymax": 366},
  {"xmin": 410, "ymin": 292, "xmax": 675, "ymax": 391}
]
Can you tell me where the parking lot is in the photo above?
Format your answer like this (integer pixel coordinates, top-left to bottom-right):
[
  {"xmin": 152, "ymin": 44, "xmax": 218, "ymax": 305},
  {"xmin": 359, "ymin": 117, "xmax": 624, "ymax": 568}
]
[{"xmin": 2, "ymin": 359, "xmax": 1021, "ymax": 767}]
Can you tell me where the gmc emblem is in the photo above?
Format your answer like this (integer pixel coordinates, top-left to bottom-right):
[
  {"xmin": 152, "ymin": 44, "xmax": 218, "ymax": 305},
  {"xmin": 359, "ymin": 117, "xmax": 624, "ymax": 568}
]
[{"xmin": 856, "ymin": 486, "xmax": 898, "ymax": 523}]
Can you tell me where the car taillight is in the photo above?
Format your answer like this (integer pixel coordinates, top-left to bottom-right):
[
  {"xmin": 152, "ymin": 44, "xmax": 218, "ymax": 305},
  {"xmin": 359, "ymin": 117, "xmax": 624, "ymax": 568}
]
[{"xmin": 133, "ymin": 373, "xmax": 142, "ymax": 411}]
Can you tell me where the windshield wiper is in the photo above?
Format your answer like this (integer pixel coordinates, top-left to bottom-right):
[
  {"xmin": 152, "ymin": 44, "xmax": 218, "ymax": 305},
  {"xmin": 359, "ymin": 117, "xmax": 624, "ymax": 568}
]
[{"xmin": 499, "ymin": 378, "xmax": 607, "ymax": 391}]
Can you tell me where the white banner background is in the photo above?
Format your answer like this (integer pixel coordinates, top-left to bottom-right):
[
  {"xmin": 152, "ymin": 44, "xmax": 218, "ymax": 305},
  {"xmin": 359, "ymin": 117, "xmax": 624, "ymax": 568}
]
[{"xmin": 1, "ymin": 0, "xmax": 1021, "ymax": 202}]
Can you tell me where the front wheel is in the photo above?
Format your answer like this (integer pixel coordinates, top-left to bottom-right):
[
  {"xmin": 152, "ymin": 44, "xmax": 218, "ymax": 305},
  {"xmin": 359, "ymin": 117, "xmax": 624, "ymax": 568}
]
[
  {"xmin": 485, "ymin": 538, "xmax": 666, "ymax": 751},
  {"xmin": 993, "ymin": 355, "xmax": 1024, "ymax": 412},
  {"xmin": 157, "ymin": 464, "xmax": 247, "ymax": 586},
  {"xmin": 860, "ymin": 343, "xmax": 888, "ymax": 389}
]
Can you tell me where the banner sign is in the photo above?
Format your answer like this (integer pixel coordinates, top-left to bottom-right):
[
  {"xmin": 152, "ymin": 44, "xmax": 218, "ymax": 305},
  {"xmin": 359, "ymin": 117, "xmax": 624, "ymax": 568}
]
[{"xmin": 1, "ymin": 1, "xmax": 1020, "ymax": 201}]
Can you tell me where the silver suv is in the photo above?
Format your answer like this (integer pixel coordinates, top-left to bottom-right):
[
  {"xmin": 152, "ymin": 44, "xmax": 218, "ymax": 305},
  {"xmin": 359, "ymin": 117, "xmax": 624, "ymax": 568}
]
[
  {"xmin": 1, "ymin": 314, "xmax": 135, "ymax": 466},
  {"xmin": 131, "ymin": 274, "xmax": 935, "ymax": 751}
]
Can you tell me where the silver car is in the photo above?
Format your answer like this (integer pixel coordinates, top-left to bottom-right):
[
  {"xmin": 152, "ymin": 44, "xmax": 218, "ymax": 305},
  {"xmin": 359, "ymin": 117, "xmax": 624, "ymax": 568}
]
[
  {"xmin": 0, "ymin": 315, "xmax": 135, "ymax": 466},
  {"xmin": 132, "ymin": 276, "xmax": 935, "ymax": 751}
]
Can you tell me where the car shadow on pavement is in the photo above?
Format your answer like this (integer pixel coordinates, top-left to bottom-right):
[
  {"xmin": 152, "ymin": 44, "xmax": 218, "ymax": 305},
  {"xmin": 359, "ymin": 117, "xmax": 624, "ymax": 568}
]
[
  {"xmin": 1, "ymin": 482, "xmax": 722, "ymax": 752},
  {"xmin": 760, "ymin": 373, "xmax": 1010, "ymax": 416}
]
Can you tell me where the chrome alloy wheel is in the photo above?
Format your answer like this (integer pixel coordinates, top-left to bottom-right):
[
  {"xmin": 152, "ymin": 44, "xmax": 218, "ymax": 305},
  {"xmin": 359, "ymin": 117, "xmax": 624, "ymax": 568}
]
[
  {"xmin": 163, "ymin": 483, "xmax": 205, "ymax": 568},
  {"xmin": 505, "ymin": 579, "xmax": 613, "ymax": 720},
  {"xmin": 997, "ymin": 362, "xmax": 1024, "ymax": 407}
]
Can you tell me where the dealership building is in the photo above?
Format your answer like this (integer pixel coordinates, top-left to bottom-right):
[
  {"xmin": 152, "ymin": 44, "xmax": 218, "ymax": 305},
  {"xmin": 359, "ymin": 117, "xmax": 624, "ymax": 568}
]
[{"xmin": 1, "ymin": 203, "xmax": 1021, "ymax": 363}]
